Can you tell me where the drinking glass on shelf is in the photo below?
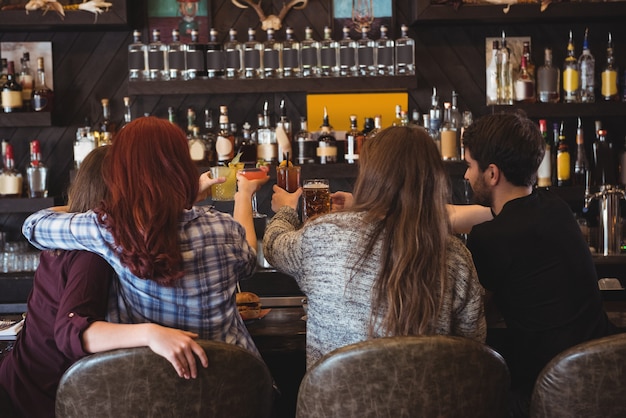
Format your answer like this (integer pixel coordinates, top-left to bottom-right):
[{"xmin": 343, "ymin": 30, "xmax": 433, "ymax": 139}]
[
  {"xmin": 238, "ymin": 166, "xmax": 269, "ymax": 218},
  {"xmin": 302, "ymin": 179, "xmax": 331, "ymax": 221},
  {"xmin": 276, "ymin": 164, "xmax": 301, "ymax": 193}
]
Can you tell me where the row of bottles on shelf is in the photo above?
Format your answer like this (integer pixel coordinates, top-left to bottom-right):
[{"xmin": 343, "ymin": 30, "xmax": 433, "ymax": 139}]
[
  {"xmin": 536, "ymin": 118, "xmax": 626, "ymax": 190},
  {"xmin": 486, "ymin": 29, "xmax": 625, "ymax": 105},
  {"xmin": 0, "ymin": 54, "xmax": 54, "ymax": 113},
  {"xmin": 128, "ymin": 24, "xmax": 415, "ymax": 82},
  {"xmin": 0, "ymin": 139, "xmax": 48, "ymax": 198}
]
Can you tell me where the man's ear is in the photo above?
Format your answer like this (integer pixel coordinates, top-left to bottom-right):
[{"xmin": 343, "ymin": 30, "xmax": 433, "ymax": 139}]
[{"xmin": 486, "ymin": 163, "xmax": 501, "ymax": 185}]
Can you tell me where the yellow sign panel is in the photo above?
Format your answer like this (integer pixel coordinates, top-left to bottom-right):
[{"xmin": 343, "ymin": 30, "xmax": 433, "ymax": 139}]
[{"xmin": 306, "ymin": 92, "xmax": 409, "ymax": 134}]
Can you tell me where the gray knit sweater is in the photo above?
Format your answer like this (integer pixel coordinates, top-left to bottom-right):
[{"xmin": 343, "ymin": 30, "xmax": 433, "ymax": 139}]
[{"xmin": 263, "ymin": 207, "xmax": 487, "ymax": 368}]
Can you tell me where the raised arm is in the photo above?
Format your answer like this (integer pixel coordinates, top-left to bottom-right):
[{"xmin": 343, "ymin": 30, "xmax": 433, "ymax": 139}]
[{"xmin": 447, "ymin": 204, "xmax": 493, "ymax": 234}]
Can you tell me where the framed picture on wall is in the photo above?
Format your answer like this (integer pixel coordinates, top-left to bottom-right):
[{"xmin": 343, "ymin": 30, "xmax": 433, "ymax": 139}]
[
  {"xmin": 147, "ymin": 0, "xmax": 210, "ymax": 43},
  {"xmin": 0, "ymin": 0, "xmax": 128, "ymax": 28},
  {"xmin": 332, "ymin": 0, "xmax": 394, "ymax": 39}
]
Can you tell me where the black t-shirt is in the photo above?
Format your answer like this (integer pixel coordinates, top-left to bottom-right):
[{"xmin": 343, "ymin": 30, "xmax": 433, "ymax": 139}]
[{"xmin": 467, "ymin": 189, "xmax": 616, "ymax": 392}]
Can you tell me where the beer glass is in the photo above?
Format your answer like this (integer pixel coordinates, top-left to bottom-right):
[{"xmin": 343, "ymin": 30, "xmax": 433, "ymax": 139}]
[{"xmin": 302, "ymin": 179, "xmax": 331, "ymax": 221}]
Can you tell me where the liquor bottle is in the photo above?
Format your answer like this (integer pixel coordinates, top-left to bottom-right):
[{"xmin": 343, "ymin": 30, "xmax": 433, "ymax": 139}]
[
  {"xmin": 256, "ymin": 101, "xmax": 277, "ymax": 164},
  {"xmin": 450, "ymin": 91, "xmax": 462, "ymax": 134},
  {"xmin": 367, "ymin": 115, "xmax": 382, "ymax": 140},
  {"xmin": 276, "ymin": 98, "xmax": 292, "ymax": 163},
  {"xmin": 338, "ymin": 26, "xmax": 358, "ymax": 77},
  {"xmin": 202, "ymin": 108, "xmax": 217, "ymax": 166},
  {"xmin": 186, "ymin": 29, "xmax": 206, "ymax": 79},
  {"xmin": 573, "ymin": 118, "xmax": 589, "ymax": 187},
  {"xmin": 216, "ymin": 105, "xmax": 235, "ymax": 163},
  {"xmin": 317, "ymin": 107, "xmax": 337, "ymax": 164},
  {"xmin": 238, "ymin": 122, "xmax": 257, "ymax": 164},
  {"xmin": 2, "ymin": 61, "xmax": 23, "ymax": 113},
  {"xmin": 282, "ymin": 27, "xmax": 300, "ymax": 78},
  {"xmin": 147, "ymin": 29, "xmax": 169, "ymax": 81},
  {"xmin": 18, "ymin": 52, "xmax": 34, "ymax": 109},
  {"xmin": 224, "ymin": 28, "xmax": 242, "ymax": 79},
  {"xmin": 294, "ymin": 117, "xmax": 316, "ymax": 165},
  {"xmin": 601, "ymin": 32, "xmax": 619, "ymax": 101},
  {"xmin": 376, "ymin": 25, "xmax": 394, "ymax": 76},
  {"xmin": 168, "ymin": 106, "xmax": 177, "ymax": 125},
  {"xmin": 168, "ymin": 29, "xmax": 186, "ymax": 80},
  {"xmin": 409, "ymin": 109, "xmax": 421, "ymax": 128},
  {"xmin": 96, "ymin": 98, "xmax": 115, "ymax": 147},
  {"xmin": 486, "ymin": 40, "xmax": 499, "ymax": 106},
  {"xmin": 242, "ymin": 28, "xmax": 262, "ymax": 79},
  {"xmin": 593, "ymin": 129, "xmax": 617, "ymax": 186},
  {"xmin": 188, "ymin": 126, "xmax": 208, "ymax": 166},
  {"xmin": 0, "ymin": 143, "xmax": 22, "ymax": 198},
  {"xmin": 460, "ymin": 110, "xmax": 473, "ymax": 161},
  {"xmin": 514, "ymin": 55, "xmax": 536, "ymax": 103},
  {"xmin": 121, "ymin": 96, "xmax": 132, "ymax": 127},
  {"xmin": 0, "ymin": 58, "xmax": 7, "ymax": 86},
  {"xmin": 206, "ymin": 28, "xmax": 224, "ymax": 79},
  {"xmin": 362, "ymin": 117, "xmax": 375, "ymax": 137},
  {"xmin": 395, "ymin": 24, "xmax": 415, "ymax": 75},
  {"xmin": 262, "ymin": 28, "xmax": 282, "ymax": 79},
  {"xmin": 497, "ymin": 32, "xmax": 513, "ymax": 105},
  {"xmin": 128, "ymin": 29, "xmax": 147, "ymax": 81},
  {"xmin": 26, "ymin": 140, "xmax": 48, "ymax": 198},
  {"xmin": 537, "ymin": 119, "xmax": 552, "ymax": 187},
  {"xmin": 440, "ymin": 102, "xmax": 458, "ymax": 161},
  {"xmin": 522, "ymin": 41, "xmax": 535, "ymax": 81},
  {"xmin": 74, "ymin": 123, "xmax": 96, "ymax": 169},
  {"xmin": 186, "ymin": 107, "xmax": 197, "ymax": 137},
  {"xmin": 31, "ymin": 57, "xmax": 54, "ymax": 112},
  {"xmin": 579, "ymin": 28, "xmax": 595, "ymax": 103},
  {"xmin": 300, "ymin": 27, "xmax": 320, "ymax": 78},
  {"xmin": 556, "ymin": 121, "xmax": 571, "ymax": 187},
  {"xmin": 319, "ymin": 26, "xmax": 339, "ymax": 77},
  {"xmin": 551, "ymin": 122, "xmax": 559, "ymax": 185},
  {"xmin": 562, "ymin": 30, "xmax": 580, "ymax": 103},
  {"xmin": 429, "ymin": 87, "xmax": 442, "ymax": 133},
  {"xmin": 392, "ymin": 104, "xmax": 403, "ymax": 126},
  {"xmin": 537, "ymin": 48, "xmax": 560, "ymax": 103},
  {"xmin": 356, "ymin": 26, "xmax": 376, "ymax": 77},
  {"xmin": 345, "ymin": 114, "xmax": 363, "ymax": 164}
]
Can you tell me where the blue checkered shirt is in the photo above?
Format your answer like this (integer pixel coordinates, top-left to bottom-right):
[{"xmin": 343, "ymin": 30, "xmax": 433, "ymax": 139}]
[{"xmin": 23, "ymin": 206, "xmax": 260, "ymax": 357}]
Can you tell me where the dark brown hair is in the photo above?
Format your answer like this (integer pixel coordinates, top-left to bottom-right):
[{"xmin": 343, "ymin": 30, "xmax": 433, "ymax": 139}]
[{"xmin": 67, "ymin": 146, "xmax": 109, "ymax": 213}]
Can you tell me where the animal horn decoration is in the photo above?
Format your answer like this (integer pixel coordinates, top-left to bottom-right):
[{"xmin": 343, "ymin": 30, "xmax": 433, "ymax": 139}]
[{"xmin": 231, "ymin": 0, "xmax": 308, "ymax": 31}]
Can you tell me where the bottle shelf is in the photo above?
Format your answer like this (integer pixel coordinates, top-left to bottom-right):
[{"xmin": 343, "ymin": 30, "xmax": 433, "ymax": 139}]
[
  {"xmin": 0, "ymin": 112, "xmax": 51, "ymax": 128},
  {"xmin": 487, "ymin": 102, "xmax": 626, "ymax": 119},
  {"xmin": 0, "ymin": 197, "xmax": 57, "ymax": 213},
  {"xmin": 128, "ymin": 75, "xmax": 417, "ymax": 96}
]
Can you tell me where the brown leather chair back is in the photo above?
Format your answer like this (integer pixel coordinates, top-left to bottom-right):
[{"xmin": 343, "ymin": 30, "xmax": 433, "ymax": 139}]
[
  {"xmin": 530, "ymin": 332, "xmax": 626, "ymax": 418},
  {"xmin": 55, "ymin": 339, "xmax": 274, "ymax": 418},
  {"xmin": 295, "ymin": 335, "xmax": 510, "ymax": 418}
]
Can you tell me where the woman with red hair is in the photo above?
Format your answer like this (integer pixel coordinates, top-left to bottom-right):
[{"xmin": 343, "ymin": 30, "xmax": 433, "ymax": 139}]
[{"xmin": 23, "ymin": 116, "xmax": 267, "ymax": 358}]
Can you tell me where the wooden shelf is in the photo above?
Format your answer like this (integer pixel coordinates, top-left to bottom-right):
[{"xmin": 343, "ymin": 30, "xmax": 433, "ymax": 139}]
[
  {"xmin": 0, "ymin": 112, "xmax": 52, "ymax": 128},
  {"xmin": 128, "ymin": 75, "xmax": 417, "ymax": 96},
  {"xmin": 413, "ymin": 1, "xmax": 626, "ymax": 24},
  {"xmin": 487, "ymin": 102, "xmax": 626, "ymax": 119}
]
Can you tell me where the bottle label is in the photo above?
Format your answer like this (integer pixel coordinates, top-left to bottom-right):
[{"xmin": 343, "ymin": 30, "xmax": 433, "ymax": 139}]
[
  {"xmin": 263, "ymin": 50, "xmax": 279, "ymax": 70},
  {"xmin": 189, "ymin": 140, "xmax": 206, "ymax": 162},
  {"xmin": 243, "ymin": 50, "xmax": 260, "ymax": 70},
  {"xmin": 396, "ymin": 45, "xmax": 412, "ymax": 65},
  {"xmin": 1, "ymin": 91, "xmax": 23, "ymax": 110},
  {"xmin": 283, "ymin": 49, "xmax": 298, "ymax": 69},
  {"xmin": 225, "ymin": 50, "xmax": 241, "ymax": 71},
  {"xmin": 441, "ymin": 130, "xmax": 458, "ymax": 160},
  {"xmin": 168, "ymin": 51, "xmax": 185, "ymax": 70},
  {"xmin": 148, "ymin": 51, "xmax": 165, "ymax": 71},
  {"xmin": 602, "ymin": 70, "xmax": 618, "ymax": 96},
  {"xmin": 128, "ymin": 51, "xmax": 145, "ymax": 71},
  {"xmin": 216, "ymin": 135, "xmax": 233, "ymax": 160},
  {"xmin": 357, "ymin": 47, "xmax": 374, "ymax": 66},
  {"xmin": 563, "ymin": 68, "xmax": 579, "ymax": 92},
  {"xmin": 557, "ymin": 152, "xmax": 571, "ymax": 181},
  {"xmin": 320, "ymin": 48, "xmax": 336, "ymax": 67},
  {"xmin": 302, "ymin": 48, "xmax": 318, "ymax": 67},
  {"xmin": 537, "ymin": 148, "xmax": 552, "ymax": 187},
  {"xmin": 257, "ymin": 143, "xmax": 277, "ymax": 162},
  {"xmin": 206, "ymin": 51, "xmax": 224, "ymax": 70},
  {"xmin": 316, "ymin": 145, "xmax": 337, "ymax": 157},
  {"xmin": 339, "ymin": 47, "xmax": 356, "ymax": 67},
  {"xmin": 377, "ymin": 47, "xmax": 393, "ymax": 67},
  {"xmin": 187, "ymin": 50, "xmax": 204, "ymax": 71}
]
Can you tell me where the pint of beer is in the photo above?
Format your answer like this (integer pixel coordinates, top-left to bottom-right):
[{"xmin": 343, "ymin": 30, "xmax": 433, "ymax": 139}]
[{"xmin": 302, "ymin": 179, "xmax": 331, "ymax": 221}]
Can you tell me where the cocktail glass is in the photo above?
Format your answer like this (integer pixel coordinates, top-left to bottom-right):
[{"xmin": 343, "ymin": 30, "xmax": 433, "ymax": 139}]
[
  {"xmin": 238, "ymin": 166, "xmax": 269, "ymax": 218},
  {"xmin": 276, "ymin": 164, "xmax": 301, "ymax": 193},
  {"xmin": 210, "ymin": 162, "xmax": 244, "ymax": 201}
]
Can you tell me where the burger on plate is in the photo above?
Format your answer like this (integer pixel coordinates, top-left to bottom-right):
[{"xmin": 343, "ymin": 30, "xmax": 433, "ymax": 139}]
[{"xmin": 236, "ymin": 292, "xmax": 262, "ymax": 320}]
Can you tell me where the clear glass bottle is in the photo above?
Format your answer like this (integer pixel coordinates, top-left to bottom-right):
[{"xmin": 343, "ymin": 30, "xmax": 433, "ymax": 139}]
[
  {"xmin": 276, "ymin": 98, "xmax": 292, "ymax": 163},
  {"xmin": 551, "ymin": 122, "xmax": 559, "ymax": 185},
  {"xmin": 122, "ymin": 96, "xmax": 132, "ymax": 127},
  {"xmin": 216, "ymin": 105, "xmax": 235, "ymax": 163},
  {"xmin": 206, "ymin": 28, "xmax": 224, "ymax": 79},
  {"xmin": 537, "ymin": 119, "xmax": 552, "ymax": 187},
  {"xmin": 128, "ymin": 29, "xmax": 147, "ymax": 81},
  {"xmin": 522, "ymin": 41, "xmax": 535, "ymax": 82},
  {"xmin": 147, "ymin": 28, "xmax": 169, "ymax": 81},
  {"xmin": 356, "ymin": 26, "xmax": 376, "ymax": 77},
  {"xmin": 295, "ymin": 117, "xmax": 316, "ymax": 164},
  {"xmin": 537, "ymin": 48, "xmax": 560, "ymax": 103},
  {"xmin": 601, "ymin": 32, "xmax": 619, "ymax": 101},
  {"xmin": 186, "ymin": 29, "xmax": 206, "ymax": 79},
  {"xmin": 224, "ymin": 28, "xmax": 242, "ymax": 79},
  {"xmin": 497, "ymin": 32, "xmax": 513, "ymax": 105},
  {"xmin": 282, "ymin": 27, "xmax": 300, "ymax": 78},
  {"xmin": 168, "ymin": 28, "xmax": 186, "ymax": 80},
  {"xmin": 1, "ymin": 61, "xmax": 23, "ymax": 113},
  {"xmin": 376, "ymin": 25, "xmax": 394, "ymax": 76},
  {"xmin": 338, "ymin": 26, "xmax": 358, "ymax": 77},
  {"xmin": 579, "ymin": 28, "xmax": 595, "ymax": 103},
  {"xmin": 429, "ymin": 86, "xmax": 442, "ymax": 133},
  {"xmin": 301, "ymin": 27, "xmax": 320, "ymax": 78},
  {"xmin": 345, "ymin": 114, "xmax": 363, "ymax": 164},
  {"xmin": 395, "ymin": 24, "xmax": 415, "ymax": 75},
  {"xmin": 486, "ymin": 40, "xmax": 499, "ymax": 106},
  {"xmin": 319, "ymin": 26, "xmax": 339, "ymax": 77},
  {"xmin": 440, "ymin": 102, "xmax": 458, "ymax": 161},
  {"xmin": 242, "ymin": 28, "xmax": 262, "ymax": 79},
  {"xmin": 574, "ymin": 118, "xmax": 589, "ymax": 187},
  {"xmin": 562, "ymin": 30, "xmax": 580, "ymax": 103},
  {"xmin": 96, "ymin": 98, "xmax": 115, "ymax": 147},
  {"xmin": 26, "ymin": 139, "xmax": 48, "ymax": 198},
  {"xmin": 18, "ymin": 52, "xmax": 34, "ymax": 109},
  {"xmin": 256, "ymin": 101, "xmax": 277, "ymax": 164},
  {"xmin": 189, "ymin": 125, "xmax": 208, "ymax": 166},
  {"xmin": 317, "ymin": 107, "xmax": 337, "ymax": 164},
  {"xmin": 556, "ymin": 121, "xmax": 571, "ymax": 187},
  {"xmin": 31, "ymin": 57, "xmax": 54, "ymax": 112},
  {"xmin": 74, "ymin": 124, "xmax": 96, "ymax": 169},
  {"xmin": 0, "ymin": 143, "xmax": 22, "ymax": 198},
  {"xmin": 450, "ymin": 91, "xmax": 463, "ymax": 155},
  {"xmin": 262, "ymin": 28, "xmax": 282, "ymax": 79},
  {"xmin": 514, "ymin": 55, "xmax": 536, "ymax": 103}
]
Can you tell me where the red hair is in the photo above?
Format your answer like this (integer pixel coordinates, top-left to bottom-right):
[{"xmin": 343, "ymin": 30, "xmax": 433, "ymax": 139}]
[{"xmin": 98, "ymin": 116, "xmax": 199, "ymax": 285}]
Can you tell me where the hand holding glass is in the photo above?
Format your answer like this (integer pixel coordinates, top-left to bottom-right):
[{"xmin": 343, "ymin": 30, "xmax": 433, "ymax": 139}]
[
  {"xmin": 302, "ymin": 179, "xmax": 331, "ymax": 221},
  {"xmin": 238, "ymin": 167, "xmax": 269, "ymax": 218},
  {"xmin": 210, "ymin": 162, "xmax": 244, "ymax": 201},
  {"xmin": 276, "ymin": 165, "xmax": 301, "ymax": 193}
]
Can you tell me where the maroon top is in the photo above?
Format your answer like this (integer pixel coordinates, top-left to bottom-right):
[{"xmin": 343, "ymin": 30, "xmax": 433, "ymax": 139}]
[{"xmin": 0, "ymin": 250, "xmax": 114, "ymax": 418}]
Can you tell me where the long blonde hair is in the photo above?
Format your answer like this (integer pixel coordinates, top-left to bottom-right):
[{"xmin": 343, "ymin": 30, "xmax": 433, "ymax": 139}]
[{"xmin": 351, "ymin": 126, "xmax": 451, "ymax": 337}]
